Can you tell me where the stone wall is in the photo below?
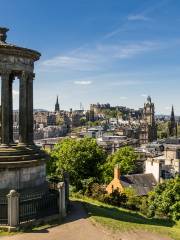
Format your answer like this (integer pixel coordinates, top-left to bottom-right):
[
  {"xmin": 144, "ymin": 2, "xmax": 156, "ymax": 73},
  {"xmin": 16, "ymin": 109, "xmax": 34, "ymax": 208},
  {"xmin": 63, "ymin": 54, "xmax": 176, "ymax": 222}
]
[{"xmin": 0, "ymin": 163, "xmax": 46, "ymax": 190}]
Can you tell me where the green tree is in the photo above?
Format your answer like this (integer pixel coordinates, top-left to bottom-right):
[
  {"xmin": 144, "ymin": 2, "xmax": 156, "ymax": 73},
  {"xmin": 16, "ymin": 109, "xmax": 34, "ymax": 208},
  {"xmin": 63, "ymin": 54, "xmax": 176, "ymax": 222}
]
[
  {"xmin": 47, "ymin": 138, "xmax": 107, "ymax": 190},
  {"xmin": 123, "ymin": 187, "xmax": 140, "ymax": 210},
  {"xmin": 80, "ymin": 117, "xmax": 86, "ymax": 126},
  {"xmin": 147, "ymin": 176, "xmax": 180, "ymax": 220},
  {"xmin": 101, "ymin": 146, "xmax": 138, "ymax": 184},
  {"xmin": 157, "ymin": 121, "xmax": 168, "ymax": 139}
]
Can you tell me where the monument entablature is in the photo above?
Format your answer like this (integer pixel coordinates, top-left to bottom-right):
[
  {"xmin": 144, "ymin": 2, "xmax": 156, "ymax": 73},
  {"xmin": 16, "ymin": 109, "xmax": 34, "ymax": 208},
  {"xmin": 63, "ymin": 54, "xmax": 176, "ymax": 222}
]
[{"xmin": 0, "ymin": 55, "xmax": 34, "ymax": 72}]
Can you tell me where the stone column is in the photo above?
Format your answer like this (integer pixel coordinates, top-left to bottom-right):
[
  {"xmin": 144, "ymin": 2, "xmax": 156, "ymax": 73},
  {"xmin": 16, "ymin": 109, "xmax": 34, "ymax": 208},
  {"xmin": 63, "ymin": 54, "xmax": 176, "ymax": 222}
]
[
  {"xmin": 1, "ymin": 70, "xmax": 13, "ymax": 145},
  {"xmin": 57, "ymin": 182, "xmax": 66, "ymax": 219},
  {"xmin": 27, "ymin": 73, "xmax": 34, "ymax": 144},
  {"xmin": 19, "ymin": 71, "xmax": 34, "ymax": 145},
  {"xmin": 9, "ymin": 74, "xmax": 14, "ymax": 144},
  {"xmin": 19, "ymin": 71, "xmax": 28, "ymax": 145},
  {"xmin": 63, "ymin": 172, "xmax": 70, "ymax": 209},
  {"xmin": 7, "ymin": 190, "xmax": 19, "ymax": 227}
]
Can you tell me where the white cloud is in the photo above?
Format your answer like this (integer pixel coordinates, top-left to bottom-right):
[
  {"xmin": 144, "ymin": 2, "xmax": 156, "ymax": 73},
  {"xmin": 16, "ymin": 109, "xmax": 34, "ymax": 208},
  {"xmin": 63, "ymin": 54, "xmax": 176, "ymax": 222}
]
[
  {"xmin": 74, "ymin": 80, "xmax": 92, "ymax": 85},
  {"xmin": 127, "ymin": 14, "xmax": 150, "ymax": 21},
  {"xmin": 141, "ymin": 94, "xmax": 148, "ymax": 98},
  {"xmin": 165, "ymin": 106, "xmax": 171, "ymax": 110},
  {"xmin": 120, "ymin": 96, "xmax": 128, "ymax": 100},
  {"xmin": 110, "ymin": 80, "xmax": 152, "ymax": 86},
  {"xmin": 13, "ymin": 90, "xmax": 19, "ymax": 96},
  {"xmin": 39, "ymin": 41, "xmax": 159, "ymax": 72},
  {"xmin": 97, "ymin": 42, "xmax": 158, "ymax": 59},
  {"xmin": 41, "ymin": 56, "xmax": 98, "ymax": 71}
]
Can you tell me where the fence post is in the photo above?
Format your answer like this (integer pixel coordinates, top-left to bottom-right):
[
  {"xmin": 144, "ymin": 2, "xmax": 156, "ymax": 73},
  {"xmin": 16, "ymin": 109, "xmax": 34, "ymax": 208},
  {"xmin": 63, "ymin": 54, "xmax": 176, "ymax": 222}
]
[
  {"xmin": 63, "ymin": 172, "xmax": 70, "ymax": 209},
  {"xmin": 57, "ymin": 182, "xmax": 66, "ymax": 219},
  {"xmin": 7, "ymin": 190, "xmax": 19, "ymax": 228}
]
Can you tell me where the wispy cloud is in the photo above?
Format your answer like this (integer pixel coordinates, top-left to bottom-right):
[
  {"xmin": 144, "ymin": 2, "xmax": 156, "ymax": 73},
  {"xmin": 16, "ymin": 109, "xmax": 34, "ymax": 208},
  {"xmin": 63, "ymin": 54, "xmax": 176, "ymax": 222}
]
[
  {"xmin": 141, "ymin": 94, "xmax": 148, "ymax": 98},
  {"xmin": 105, "ymin": 1, "xmax": 170, "ymax": 39},
  {"xmin": 39, "ymin": 41, "xmax": 159, "ymax": 72},
  {"xmin": 41, "ymin": 56, "xmax": 98, "ymax": 71},
  {"xmin": 97, "ymin": 41, "xmax": 158, "ymax": 59},
  {"xmin": 13, "ymin": 90, "xmax": 19, "ymax": 96},
  {"xmin": 120, "ymin": 96, "xmax": 128, "ymax": 100},
  {"xmin": 127, "ymin": 14, "xmax": 150, "ymax": 21},
  {"xmin": 165, "ymin": 106, "xmax": 171, "ymax": 110},
  {"xmin": 74, "ymin": 80, "xmax": 92, "ymax": 85},
  {"xmin": 110, "ymin": 80, "xmax": 152, "ymax": 86},
  {"xmin": 71, "ymin": 73, "xmax": 154, "ymax": 88}
]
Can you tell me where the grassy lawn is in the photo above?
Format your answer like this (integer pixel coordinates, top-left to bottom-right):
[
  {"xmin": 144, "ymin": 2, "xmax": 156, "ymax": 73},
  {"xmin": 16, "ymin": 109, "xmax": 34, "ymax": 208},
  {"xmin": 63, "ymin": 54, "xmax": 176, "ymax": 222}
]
[
  {"xmin": 0, "ymin": 230, "xmax": 15, "ymax": 237},
  {"xmin": 75, "ymin": 196, "xmax": 180, "ymax": 240}
]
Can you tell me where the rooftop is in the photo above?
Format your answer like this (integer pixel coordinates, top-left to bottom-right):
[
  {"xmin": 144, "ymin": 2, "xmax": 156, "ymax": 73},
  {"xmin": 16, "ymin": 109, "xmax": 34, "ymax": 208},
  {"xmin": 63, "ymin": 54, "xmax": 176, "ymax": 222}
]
[{"xmin": 120, "ymin": 173, "xmax": 157, "ymax": 196}]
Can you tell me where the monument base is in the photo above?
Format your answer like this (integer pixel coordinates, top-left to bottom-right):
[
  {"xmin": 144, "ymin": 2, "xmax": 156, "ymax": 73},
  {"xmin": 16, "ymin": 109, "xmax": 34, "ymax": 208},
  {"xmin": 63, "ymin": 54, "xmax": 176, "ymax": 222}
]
[{"xmin": 0, "ymin": 144, "xmax": 47, "ymax": 194}]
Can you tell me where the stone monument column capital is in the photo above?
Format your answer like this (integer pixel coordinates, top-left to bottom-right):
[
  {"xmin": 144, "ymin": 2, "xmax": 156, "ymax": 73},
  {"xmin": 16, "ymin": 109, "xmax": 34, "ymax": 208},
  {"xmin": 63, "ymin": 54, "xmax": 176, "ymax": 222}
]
[
  {"xmin": 20, "ymin": 71, "xmax": 35, "ymax": 81},
  {"xmin": 0, "ymin": 69, "xmax": 12, "ymax": 77}
]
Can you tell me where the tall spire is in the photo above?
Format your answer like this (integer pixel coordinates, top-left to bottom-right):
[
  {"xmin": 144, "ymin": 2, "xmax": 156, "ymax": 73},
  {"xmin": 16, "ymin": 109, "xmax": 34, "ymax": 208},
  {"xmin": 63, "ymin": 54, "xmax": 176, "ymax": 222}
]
[
  {"xmin": 56, "ymin": 96, "xmax": 59, "ymax": 105},
  {"xmin": 170, "ymin": 105, "xmax": 175, "ymax": 122},
  {"xmin": 147, "ymin": 96, "xmax": 151, "ymax": 103},
  {"xmin": 169, "ymin": 105, "xmax": 176, "ymax": 137},
  {"xmin": 55, "ymin": 95, "xmax": 60, "ymax": 112}
]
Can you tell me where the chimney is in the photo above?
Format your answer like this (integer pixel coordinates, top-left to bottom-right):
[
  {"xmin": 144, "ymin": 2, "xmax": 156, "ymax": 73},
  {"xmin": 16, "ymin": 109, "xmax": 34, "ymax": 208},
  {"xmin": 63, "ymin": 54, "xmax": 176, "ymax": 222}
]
[{"xmin": 114, "ymin": 164, "xmax": 120, "ymax": 179}]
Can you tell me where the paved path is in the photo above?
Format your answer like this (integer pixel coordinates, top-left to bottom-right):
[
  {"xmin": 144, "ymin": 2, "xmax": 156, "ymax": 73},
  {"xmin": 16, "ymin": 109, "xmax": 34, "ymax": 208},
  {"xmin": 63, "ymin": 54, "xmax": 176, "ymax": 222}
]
[
  {"xmin": 0, "ymin": 201, "xmax": 172, "ymax": 240},
  {"xmin": 0, "ymin": 201, "xmax": 113, "ymax": 240}
]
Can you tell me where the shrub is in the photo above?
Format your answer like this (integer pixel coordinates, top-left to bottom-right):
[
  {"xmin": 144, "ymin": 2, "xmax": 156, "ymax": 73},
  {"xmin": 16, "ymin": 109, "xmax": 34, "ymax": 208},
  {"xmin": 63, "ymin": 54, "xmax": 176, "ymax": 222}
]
[
  {"xmin": 104, "ymin": 189, "xmax": 127, "ymax": 207},
  {"xmin": 123, "ymin": 188, "xmax": 141, "ymax": 210},
  {"xmin": 146, "ymin": 176, "xmax": 180, "ymax": 220}
]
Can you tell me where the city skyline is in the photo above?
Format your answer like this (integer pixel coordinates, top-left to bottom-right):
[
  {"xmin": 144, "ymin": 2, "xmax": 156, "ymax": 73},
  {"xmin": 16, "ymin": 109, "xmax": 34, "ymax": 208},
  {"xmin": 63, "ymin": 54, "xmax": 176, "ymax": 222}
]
[{"xmin": 0, "ymin": 0, "xmax": 180, "ymax": 114}]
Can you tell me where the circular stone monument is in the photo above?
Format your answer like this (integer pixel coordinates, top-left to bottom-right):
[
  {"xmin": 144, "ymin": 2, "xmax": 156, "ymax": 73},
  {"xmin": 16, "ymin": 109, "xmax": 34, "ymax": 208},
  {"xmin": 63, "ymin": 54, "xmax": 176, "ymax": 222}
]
[{"xmin": 0, "ymin": 27, "xmax": 47, "ymax": 195}]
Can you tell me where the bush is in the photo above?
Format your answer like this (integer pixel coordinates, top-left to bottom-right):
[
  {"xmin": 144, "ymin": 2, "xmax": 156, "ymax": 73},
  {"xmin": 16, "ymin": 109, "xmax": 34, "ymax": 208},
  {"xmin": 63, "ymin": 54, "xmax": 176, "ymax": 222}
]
[
  {"xmin": 139, "ymin": 196, "xmax": 149, "ymax": 216},
  {"xmin": 104, "ymin": 189, "xmax": 127, "ymax": 207},
  {"xmin": 146, "ymin": 176, "xmax": 180, "ymax": 220},
  {"xmin": 123, "ymin": 188, "xmax": 141, "ymax": 210},
  {"xmin": 84, "ymin": 183, "xmax": 141, "ymax": 210},
  {"xmin": 80, "ymin": 177, "xmax": 97, "ymax": 196},
  {"xmin": 89, "ymin": 183, "xmax": 107, "ymax": 202}
]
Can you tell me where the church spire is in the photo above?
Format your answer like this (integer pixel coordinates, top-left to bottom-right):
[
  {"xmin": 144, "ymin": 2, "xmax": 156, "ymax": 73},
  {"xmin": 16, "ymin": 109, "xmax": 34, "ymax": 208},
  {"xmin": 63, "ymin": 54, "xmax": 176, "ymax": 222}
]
[
  {"xmin": 169, "ymin": 105, "xmax": 176, "ymax": 137},
  {"xmin": 170, "ymin": 105, "xmax": 175, "ymax": 122},
  {"xmin": 55, "ymin": 95, "xmax": 60, "ymax": 112}
]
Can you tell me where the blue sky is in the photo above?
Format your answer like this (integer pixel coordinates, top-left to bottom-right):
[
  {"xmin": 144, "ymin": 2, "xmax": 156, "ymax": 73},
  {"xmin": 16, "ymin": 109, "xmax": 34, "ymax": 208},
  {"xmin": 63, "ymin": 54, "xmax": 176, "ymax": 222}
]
[{"xmin": 0, "ymin": 0, "xmax": 180, "ymax": 114}]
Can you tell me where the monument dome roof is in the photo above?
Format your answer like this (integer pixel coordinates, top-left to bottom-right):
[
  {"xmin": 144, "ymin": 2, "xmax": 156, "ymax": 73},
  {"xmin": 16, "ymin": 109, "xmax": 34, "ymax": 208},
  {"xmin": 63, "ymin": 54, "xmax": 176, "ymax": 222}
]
[{"xmin": 0, "ymin": 27, "xmax": 41, "ymax": 61}]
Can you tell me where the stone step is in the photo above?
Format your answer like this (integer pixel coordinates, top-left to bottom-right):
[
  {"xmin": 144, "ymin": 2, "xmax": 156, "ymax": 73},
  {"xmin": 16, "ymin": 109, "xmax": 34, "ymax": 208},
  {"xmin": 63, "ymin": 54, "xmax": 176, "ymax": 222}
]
[
  {"xmin": 0, "ymin": 159, "xmax": 46, "ymax": 168},
  {"xmin": 0, "ymin": 153, "xmax": 45, "ymax": 162},
  {"xmin": 0, "ymin": 150, "xmax": 41, "ymax": 156}
]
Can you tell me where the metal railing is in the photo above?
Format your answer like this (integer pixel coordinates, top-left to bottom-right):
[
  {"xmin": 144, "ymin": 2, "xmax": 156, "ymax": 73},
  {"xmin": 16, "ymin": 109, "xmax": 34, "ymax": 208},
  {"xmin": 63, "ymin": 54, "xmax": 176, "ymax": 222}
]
[
  {"xmin": 0, "ymin": 197, "xmax": 8, "ymax": 225},
  {"xmin": 19, "ymin": 191, "xmax": 59, "ymax": 223},
  {"xmin": 0, "ymin": 178, "xmax": 68, "ymax": 227}
]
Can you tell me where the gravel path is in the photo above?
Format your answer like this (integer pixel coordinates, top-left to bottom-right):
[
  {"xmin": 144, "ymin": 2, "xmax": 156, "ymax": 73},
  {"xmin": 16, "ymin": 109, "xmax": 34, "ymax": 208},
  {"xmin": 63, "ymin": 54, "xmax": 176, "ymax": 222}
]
[{"xmin": 0, "ymin": 201, "xmax": 172, "ymax": 240}]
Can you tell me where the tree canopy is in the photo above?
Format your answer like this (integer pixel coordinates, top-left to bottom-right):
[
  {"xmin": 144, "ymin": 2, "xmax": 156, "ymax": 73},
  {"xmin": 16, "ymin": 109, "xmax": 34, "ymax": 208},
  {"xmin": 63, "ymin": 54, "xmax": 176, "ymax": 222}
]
[
  {"xmin": 101, "ymin": 146, "xmax": 138, "ymax": 184},
  {"xmin": 147, "ymin": 176, "xmax": 180, "ymax": 220},
  {"xmin": 47, "ymin": 138, "xmax": 107, "ymax": 190}
]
